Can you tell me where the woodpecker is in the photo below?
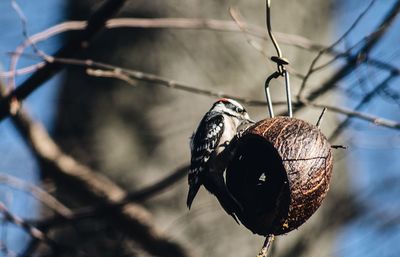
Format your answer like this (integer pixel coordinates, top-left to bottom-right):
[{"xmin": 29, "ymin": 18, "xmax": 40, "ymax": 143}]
[{"xmin": 187, "ymin": 98, "xmax": 253, "ymax": 221}]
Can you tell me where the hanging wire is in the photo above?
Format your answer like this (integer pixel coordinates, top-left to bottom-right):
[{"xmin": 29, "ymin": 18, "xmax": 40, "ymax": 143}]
[
  {"xmin": 265, "ymin": 0, "xmax": 293, "ymax": 117},
  {"xmin": 266, "ymin": 0, "xmax": 282, "ymax": 58}
]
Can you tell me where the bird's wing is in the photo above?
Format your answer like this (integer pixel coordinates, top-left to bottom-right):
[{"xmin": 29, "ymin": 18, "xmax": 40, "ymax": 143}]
[
  {"xmin": 189, "ymin": 112, "xmax": 225, "ymax": 182},
  {"xmin": 187, "ymin": 113, "xmax": 224, "ymax": 208}
]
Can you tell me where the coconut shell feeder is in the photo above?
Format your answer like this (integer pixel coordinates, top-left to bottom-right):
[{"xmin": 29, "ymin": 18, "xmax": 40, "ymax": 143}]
[{"xmin": 226, "ymin": 116, "xmax": 333, "ymax": 236}]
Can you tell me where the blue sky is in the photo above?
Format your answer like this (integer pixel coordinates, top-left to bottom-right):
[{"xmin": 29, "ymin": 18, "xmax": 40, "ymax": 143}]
[
  {"xmin": 0, "ymin": 0, "xmax": 65, "ymax": 254},
  {"xmin": 334, "ymin": 1, "xmax": 400, "ymax": 257}
]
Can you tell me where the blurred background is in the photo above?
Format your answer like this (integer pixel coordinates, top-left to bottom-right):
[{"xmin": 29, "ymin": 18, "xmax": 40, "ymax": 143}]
[{"xmin": 0, "ymin": 0, "xmax": 400, "ymax": 256}]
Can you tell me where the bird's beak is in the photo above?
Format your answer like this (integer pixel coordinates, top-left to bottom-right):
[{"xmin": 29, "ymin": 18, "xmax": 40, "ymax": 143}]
[{"xmin": 243, "ymin": 113, "xmax": 255, "ymax": 123}]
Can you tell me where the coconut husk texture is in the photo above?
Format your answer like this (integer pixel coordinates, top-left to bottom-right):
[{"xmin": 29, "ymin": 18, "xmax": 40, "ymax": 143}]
[{"xmin": 227, "ymin": 116, "xmax": 333, "ymax": 235}]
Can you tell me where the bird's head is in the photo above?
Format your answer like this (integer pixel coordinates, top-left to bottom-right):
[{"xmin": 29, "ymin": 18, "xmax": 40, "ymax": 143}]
[{"xmin": 211, "ymin": 98, "xmax": 253, "ymax": 122}]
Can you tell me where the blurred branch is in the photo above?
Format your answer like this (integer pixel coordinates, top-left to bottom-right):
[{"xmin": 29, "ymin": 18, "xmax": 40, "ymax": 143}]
[
  {"xmin": 297, "ymin": 0, "xmax": 400, "ymax": 108},
  {"xmin": 72, "ymin": 61, "xmax": 267, "ymax": 105},
  {"xmin": 28, "ymin": 164, "xmax": 189, "ymax": 231},
  {"xmin": 9, "ymin": 0, "xmax": 52, "ymax": 90},
  {"xmin": 11, "ymin": 110, "xmax": 195, "ymax": 257},
  {"xmin": 2, "ymin": 14, "xmax": 400, "ymax": 118},
  {"xmin": 297, "ymin": 0, "xmax": 376, "ymax": 98},
  {"xmin": 304, "ymin": 101, "xmax": 400, "ymax": 129},
  {"xmin": 3, "ymin": 50, "xmax": 399, "ymax": 130},
  {"xmin": 0, "ymin": 0, "xmax": 128, "ymax": 120},
  {"xmin": 126, "ymin": 165, "xmax": 188, "ymax": 202},
  {"xmin": 77, "ymin": 60, "xmax": 400, "ymax": 130},
  {"xmin": 257, "ymin": 235, "xmax": 274, "ymax": 257},
  {"xmin": 0, "ymin": 75, "xmax": 196, "ymax": 257},
  {"xmin": 86, "ymin": 68, "xmax": 137, "ymax": 85},
  {"xmin": 329, "ymin": 74, "xmax": 395, "ymax": 141},
  {"xmin": 4, "ymin": 17, "xmax": 398, "ymax": 80},
  {"xmin": 0, "ymin": 201, "xmax": 76, "ymax": 256},
  {"xmin": 0, "ymin": 174, "xmax": 72, "ymax": 218},
  {"xmin": 0, "ymin": 242, "xmax": 18, "ymax": 257},
  {"xmin": 228, "ymin": 7, "xmax": 305, "ymax": 80},
  {"xmin": 0, "ymin": 202, "xmax": 49, "ymax": 244}
]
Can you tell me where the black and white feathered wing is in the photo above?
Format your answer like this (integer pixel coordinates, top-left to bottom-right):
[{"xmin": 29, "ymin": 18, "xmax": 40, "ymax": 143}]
[{"xmin": 187, "ymin": 111, "xmax": 242, "ymax": 221}]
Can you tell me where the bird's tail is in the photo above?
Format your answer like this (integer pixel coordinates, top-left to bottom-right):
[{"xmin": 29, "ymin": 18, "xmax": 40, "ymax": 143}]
[{"xmin": 187, "ymin": 182, "xmax": 201, "ymax": 209}]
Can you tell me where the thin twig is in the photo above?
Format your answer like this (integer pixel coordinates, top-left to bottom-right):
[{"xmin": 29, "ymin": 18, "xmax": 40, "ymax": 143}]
[
  {"xmin": 126, "ymin": 165, "xmax": 188, "ymax": 202},
  {"xmin": 0, "ymin": 240, "xmax": 18, "ymax": 257},
  {"xmin": 0, "ymin": 202, "xmax": 76, "ymax": 256},
  {"xmin": 52, "ymin": 58, "xmax": 268, "ymax": 106},
  {"xmin": 0, "ymin": 202, "xmax": 48, "ymax": 243},
  {"xmin": 0, "ymin": 81, "xmax": 197, "ymax": 257},
  {"xmin": 1, "ymin": 17, "xmax": 399, "ymax": 82},
  {"xmin": 72, "ymin": 58, "xmax": 400, "ymax": 130},
  {"xmin": 3, "ymin": 52, "xmax": 398, "ymax": 130},
  {"xmin": 9, "ymin": 0, "xmax": 52, "ymax": 90},
  {"xmin": 297, "ymin": 0, "xmax": 376, "ymax": 99},
  {"xmin": 228, "ymin": 7, "xmax": 304, "ymax": 81},
  {"xmin": 0, "ymin": 0, "xmax": 128, "ymax": 121},
  {"xmin": 229, "ymin": 7, "xmax": 269, "ymax": 57},
  {"xmin": 0, "ymin": 173, "xmax": 73, "ymax": 218},
  {"xmin": 329, "ymin": 74, "xmax": 395, "ymax": 141},
  {"xmin": 282, "ymin": 0, "xmax": 400, "ymax": 121},
  {"xmin": 257, "ymin": 235, "xmax": 275, "ymax": 257},
  {"xmin": 304, "ymin": 0, "xmax": 400, "ymax": 104},
  {"xmin": 86, "ymin": 68, "xmax": 137, "ymax": 85},
  {"xmin": 28, "ymin": 164, "xmax": 189, "ymax": 230},
  {"xmin": 304, "ymin": 101, "xmax": 400, "ymax": 129}
]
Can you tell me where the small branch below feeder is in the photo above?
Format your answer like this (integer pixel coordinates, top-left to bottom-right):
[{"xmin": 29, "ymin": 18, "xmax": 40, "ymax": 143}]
[{"xmin": 257, "ymin": 235, "xmax": 275, "ymax": 257}]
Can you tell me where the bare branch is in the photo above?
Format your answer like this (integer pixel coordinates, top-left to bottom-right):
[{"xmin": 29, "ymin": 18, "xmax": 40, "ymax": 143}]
[
  {"xmin": 2, "ymin": 17, "xmax": 398, "ymax": 81},
  {"xmin": 329, "ymin": 74, "xmax": 395, "ymax": 141},
  {"xmin": 303, "ymin": 0, "xmax": 400, "ymax": 105},
  {"xmin": 3, "ymin": 77, "xmax": 188, "ymax": 257},
  {"xmin": 297, "ymin": 0, "xmax": 376, "ymax": 98},
  {"xmin": 0, "ymin": 240, "xmax": 18, "ymax": 257},
  {"xmin": 0, "ymin": 0, "xmax": 128, "ymax": 121},
  {"xmin": 9, "ymin": 0, "xmax": 52, "ymax": 90},
  {"xmin": 0, "ymin": 173, "xmax": 72, "ymax": 218},
  {"xmin": 257, "ymin": 235, "xmax": 275, "ymax": 257},
  {"xmin": 1, "ymin": 16, "xmax": 399, "ymax": 85},
  {"xmin": 229, "ymin": 7, "xmax": 269, "ymax": 57},
  {"xmin": 28, "ymin": 164, "xmax": 189, "ymax": 229},
  {"xmin": 73, "ymin": 58, "xmax": 400, "ymax": 130},
  {"xmin": 0, "ymin": 78, "xmax": 196, "ymax": 257},
  {"xmin": 126, "ymin": 164, "xmax": 188, "ymax": 202},
  {"xmin": 0, "ymin": 202, "xmax": 48, "ymax": 243},
  {"xmin": 86, "ymin": 68, "xmax": 137, "ymax": 86},
  {"xmin": 4, "ymin": 51, "xmax": 399, "ymax": 130},
  {"xmin": 0, "ymin": 202, "xmax": 76, "ymax": 256},
  {"xmin": 303, "ymin": 100, "xmax": 400, "ymax": 129}
]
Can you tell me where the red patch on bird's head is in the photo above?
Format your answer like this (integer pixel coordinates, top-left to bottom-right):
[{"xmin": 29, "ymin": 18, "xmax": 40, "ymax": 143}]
[{"xmin": 217, "ymin": 98, "xmax": 230, "ymax": 103}]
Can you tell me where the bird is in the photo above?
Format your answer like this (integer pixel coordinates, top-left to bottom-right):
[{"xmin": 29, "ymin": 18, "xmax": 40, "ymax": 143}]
[{"xmin": 187, "ymin": 98, "xmax": 254, "ymax": 222}]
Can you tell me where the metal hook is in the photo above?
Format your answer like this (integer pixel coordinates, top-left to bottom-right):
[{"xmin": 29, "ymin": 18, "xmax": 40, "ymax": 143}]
[
  {"xmin": 283, "ymin": 69, "xmax": 293, "ymax": 117},
  {"xmin": 265, "ymin": 0, "xmax": 293, "ymax": 118},
  {"xmin": 265, "ymin": 71, "xmax": 280, "ymax": 118}
]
